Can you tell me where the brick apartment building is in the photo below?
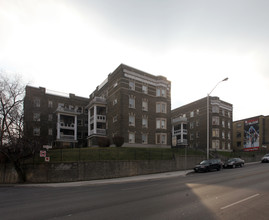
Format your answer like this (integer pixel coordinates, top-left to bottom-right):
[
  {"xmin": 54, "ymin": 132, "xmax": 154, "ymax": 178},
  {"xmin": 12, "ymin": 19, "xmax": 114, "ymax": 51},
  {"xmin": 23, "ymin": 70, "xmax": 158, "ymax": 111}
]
[
  {"xmin": 24, "ymin": 86, "xmax": 89, "ymax": 148},
  {"xmin": 87, "ymin": 64, "xmax": 171, "ymax": 147},
  {"xmin": 24, "ymin": 64, "xmax": 172, "ymax": 148},
  {"xmin": 233, "ymin": 115, "xmax": 269, "ymax": 151},
  {"xmin": 171, "ymin": 96, "xmax": 233, "ymax": 152}
]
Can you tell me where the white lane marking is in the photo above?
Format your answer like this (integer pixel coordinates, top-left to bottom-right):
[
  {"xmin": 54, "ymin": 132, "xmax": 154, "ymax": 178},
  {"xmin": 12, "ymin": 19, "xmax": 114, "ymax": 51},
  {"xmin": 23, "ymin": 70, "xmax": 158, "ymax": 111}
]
[{"xmin": 221, "ymin": 193, "xmax": 260, "ymax": 210}]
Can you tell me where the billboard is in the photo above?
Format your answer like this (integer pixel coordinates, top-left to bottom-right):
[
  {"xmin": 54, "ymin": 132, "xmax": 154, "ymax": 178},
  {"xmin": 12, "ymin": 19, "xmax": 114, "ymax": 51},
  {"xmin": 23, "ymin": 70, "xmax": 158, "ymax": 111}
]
[{"xmin": 244, "ymin": 118, "xmax": 259, "ymax": 151}]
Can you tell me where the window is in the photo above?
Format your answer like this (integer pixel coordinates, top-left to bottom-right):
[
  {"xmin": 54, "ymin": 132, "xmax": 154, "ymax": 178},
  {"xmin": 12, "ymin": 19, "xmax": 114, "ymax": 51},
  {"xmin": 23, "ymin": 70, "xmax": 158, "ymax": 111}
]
[
  {"xmin": 48, "ymin": 100, "xmax": 53, "ymax": 108},
  {"xmin": 113, "ymin": 116, "xmax": 117, "ymax": 123},
  {"xmin": 33, "ymin": 113, "xmax": 40, "ymax": 121},
  {"xmin": 190, "ymin": 111, "xmax": 194, "ymax": 117},
  {"xmin": 212, "ymin": 128, "xmax": 219, "ymax": 137},
  {"xmin": 212, "ymin": 105, "xmax": 219, "ymax": 113},
  {"xmin": 129, "ymin": 132, "xmax": 135, "ymax": 143},
  {"xmin": 212, "ymin": 140, "xmax": 220, "ymax": 149},
  {"xmin": 190, "ymin": 133, "xmax": 194, "ymax": 140},
  {"xmin": 196, "ymin": 120, "xmax": 200, "ymax": 126},
  {"xmin": 222, "ymin": 131, "xmax": 225, "ymax": 139},
  {"xmin": 34, "ymin": 98, "xmax": 40, "ymax": 107},
  {"xmin": 190, "ymin": 122, "xmax": 194, "ymax": 129},
  {"xmin": 129, "ymin": 97, "xmax": 135, "ymax": 108},
  {"xmin": 228, "ymin": 132, "xmax": 231, "ymax": 140},
  {"xmin": 113, "ymin": 99, "xmax": 117, "ymax": 105},
  {"xmin": 156, "ymin": 88, "xmax": 166, "ymax": 97},
  {"xmin": 222, "ymin": 109, "xmax": 225, "ymax": 116},
  {"xmin": 129, "ymin": 115, "xmax": 135, "ymax": 126},
  {"xmin": 142, "ymin": 100, "xmax": 148, "ymax": 111},
  {"xmin": 237, "ymin": 123, "xmax": 242, "ymax": 128},
  {"xmin": 78, "ymin": 119, "xmax": 83, "ymax": 126},
  {"xmin": 222, "ymin": 120, "xmax": 225, "ymax": 127},
  {"xmin": 85, "ymin": 120, "xmax": 88, "ymax": 126},
  {"xmin": 222, "ymin": 141, "xmax": 225, "ymax": 149},
  {"xmin": 156, "ymin": 102, "xmax": 167, "ymax": 113},
  {"xmin": 236, "ymin": 132, "xmax": 241, "ymax": 138},
  {"xmin": 228, "ymin": 122, "xmax": 231, "ymax": 129},
  {"xmin": 156, "ymin": 118, "xmax": 167, "ymax": 129},
  {"xmin": 156, "ymin": 133, "xmax": 167, "ymax": 144},
  {"xmin": 77, "ymin": 107, "xmax": 83, "ymax": 113},
  {"xmin": 33, "ymin": 127, "xmax": 40, "ymax": 136},
  {"xmin": 142, "ymin": 134, "xmax": 148, "ymax": 144},
  {"xmin": 212, "ymin": 116, "xmax": 219, "ymax": 125},
  {"xmin": 129, "ymin": 81, "xmax": 135, "ymax": 90},
  {"xmin": 48, "ymin": 114, "xmax": 53, "ymax": 121},
  {"xmin": 142, "ymin": 117, "xmax": 148, "ymax": 128},
  {"xmin": 228, "ymin": 111, "xmax": 231, "ymax": 118},
  {"xmin": 196, "ymin": 132, "xmax": 200, "ymax": 138},
  {"xmin": 142, "ymin": 85, "xmax": 148, "ymax": 94},
  {"xmin": 196, "ymin": 109, "xmax": 200, "ymax": 115},
  {"xmin": 48, "ymin": 128, "xmax": 53, "ymax": 136}
]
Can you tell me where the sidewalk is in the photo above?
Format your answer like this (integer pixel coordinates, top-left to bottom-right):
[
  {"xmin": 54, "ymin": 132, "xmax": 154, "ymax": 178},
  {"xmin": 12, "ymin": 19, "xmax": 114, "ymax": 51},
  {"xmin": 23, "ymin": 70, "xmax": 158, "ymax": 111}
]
[{"xmin": 18, "ymin": 170, "xmax": 193, "ymax": 188}]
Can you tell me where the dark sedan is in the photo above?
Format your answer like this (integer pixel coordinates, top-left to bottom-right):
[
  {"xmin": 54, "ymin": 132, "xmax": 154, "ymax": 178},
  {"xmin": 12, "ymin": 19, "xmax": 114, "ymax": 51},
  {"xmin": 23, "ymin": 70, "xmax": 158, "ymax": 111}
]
[
  {"xmin": 194, "ymin": 159, "xmax": 222, "ymax": 172},
  {"xmin": 223, "ymin": 158, "xmax": 244, "ymax": 168}
]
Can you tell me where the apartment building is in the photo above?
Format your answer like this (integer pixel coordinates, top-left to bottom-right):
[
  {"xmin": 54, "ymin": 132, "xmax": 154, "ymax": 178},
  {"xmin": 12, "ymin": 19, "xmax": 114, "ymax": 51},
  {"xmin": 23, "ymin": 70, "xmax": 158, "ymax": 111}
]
[
  {"xmin": 233, "ymin": 115, "xmax": 269, "ymax": 151},
  {"xmin": 171, "ymin": 96, "xmax": 233, "ymax": 152},
  {"xmin": 24, "ymin": 86, "xmax": 89, "ymax": 148},
  {"xmin": 87, "ymin": 64, "xmax": 171, "ymax": 147},
  {"xmin": 24, "ymin": 64, "xmax": 171, "ymax": 148}
]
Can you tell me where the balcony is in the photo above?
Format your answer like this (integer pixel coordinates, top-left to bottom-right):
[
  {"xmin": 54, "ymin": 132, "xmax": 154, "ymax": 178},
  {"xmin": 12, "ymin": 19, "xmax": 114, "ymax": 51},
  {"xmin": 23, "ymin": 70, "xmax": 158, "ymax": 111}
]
[
  {"xmin": 89, "ymin": 129, "xmax": 106, "ymax": 136},
  {"xmin": 59, "ymin": 122, "xmax": 75, "ymax": 129},
  {"xmin": 177, "ymin": 139, "xmax": 188, "ymax": 145},
  {"xmin": 56, "ymin": 106, "xmax": 80, "ymax": 115},
  {"xmin": 174, "ymin": 129, "xmax": 188, "ymax": 136},
  {"xmin": 59, "ymin": 134, "xmax": 75, "ymax": 141}
]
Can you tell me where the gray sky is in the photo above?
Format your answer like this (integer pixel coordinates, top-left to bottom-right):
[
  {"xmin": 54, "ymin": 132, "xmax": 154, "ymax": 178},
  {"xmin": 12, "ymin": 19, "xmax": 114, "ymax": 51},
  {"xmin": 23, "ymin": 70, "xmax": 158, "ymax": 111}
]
[{"xmin": 1, "ymin": 0, "xmax": 269, "ymax": 120}]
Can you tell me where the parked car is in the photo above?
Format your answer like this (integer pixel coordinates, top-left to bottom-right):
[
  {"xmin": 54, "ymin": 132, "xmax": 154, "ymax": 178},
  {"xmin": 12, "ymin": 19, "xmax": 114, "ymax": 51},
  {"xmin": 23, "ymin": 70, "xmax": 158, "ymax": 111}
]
[
  {"xmin": 194, "ymin": 159, "xmax": 222, "ymax": 172},
  {"xmin": 223, "ymin": 158, "xmax": 244, "ymax": 168},
  {"xmin": 261, "ymin": 154, "xmax": 269, "ymax": 163}
]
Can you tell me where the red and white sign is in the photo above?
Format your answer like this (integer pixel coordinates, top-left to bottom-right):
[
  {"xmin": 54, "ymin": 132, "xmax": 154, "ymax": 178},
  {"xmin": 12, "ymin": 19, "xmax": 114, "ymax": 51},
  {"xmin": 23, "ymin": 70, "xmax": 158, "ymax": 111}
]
[
  {"xmin": 40, "ymin": 150, "xmax": 46, "ymax": 157},
  {"xmin": 45, "ymin": 157, "xmax": 50, "ymax": 162}
]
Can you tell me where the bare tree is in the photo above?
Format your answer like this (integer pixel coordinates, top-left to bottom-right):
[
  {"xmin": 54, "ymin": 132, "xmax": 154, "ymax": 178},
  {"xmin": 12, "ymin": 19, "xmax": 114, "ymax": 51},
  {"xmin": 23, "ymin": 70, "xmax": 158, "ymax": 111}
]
[{"xmin": 0, "ymin": 73, "xmax": 36, "ymax": 182}]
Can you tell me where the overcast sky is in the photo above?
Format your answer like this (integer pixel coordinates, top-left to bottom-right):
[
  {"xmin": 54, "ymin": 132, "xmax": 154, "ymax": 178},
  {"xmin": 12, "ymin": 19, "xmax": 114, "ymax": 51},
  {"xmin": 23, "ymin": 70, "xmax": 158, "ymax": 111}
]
[{"xmin": 1, "ymin": 0, "xmax": 269, "ymax": 121}]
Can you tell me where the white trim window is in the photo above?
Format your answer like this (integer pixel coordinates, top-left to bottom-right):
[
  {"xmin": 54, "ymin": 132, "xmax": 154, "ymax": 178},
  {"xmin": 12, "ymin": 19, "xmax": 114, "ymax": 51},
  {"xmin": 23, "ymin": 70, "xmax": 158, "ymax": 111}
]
[
  {"xmin": 156, "ymin": 102, "xmax": 167, "ymax": 113},
  {"xmin": 212, "ymin": 128, "xmax": 219, "ymax": 137},
  {"xmin": 156, "ymin": 118, "xmax": 167, "ymax": 129},
  {"xmin": 129, "ymin": 81, "xmax": 135, "ymax": 90},
  {"xmin": 212, "ymin": 116, "xmax": 219, "ymax": 125},
  {"xmin": 156, "ymin": 133, "xmax": 167, "ymax": 144},
  {"xmin": 142, "ymin": 85, "xmax": 148, "ymax": 94},
  {"xmin": 142, "ymin": 117, "xmax": 148, "ymax": 128},
  {"xmin": 129, "ymin": 96, "xmax": 135, "ymax": 108},
  {"xmin": 142, "ymin": 133, "xmax": 148, "ymax": 144},
  {"xmin": 129, "ymin": 115, "xmax": 135, "ymax": 126},
  {"xmin": 142, "ymin": 100, "xmax": 148, "ymax": 111},
  {"xmin": 212, "ymin": 140, "xmax": 220, "ymax": 149},
  {"xmin": 129, "ymin": 132, "xmax": 135, "ymax": 143}
]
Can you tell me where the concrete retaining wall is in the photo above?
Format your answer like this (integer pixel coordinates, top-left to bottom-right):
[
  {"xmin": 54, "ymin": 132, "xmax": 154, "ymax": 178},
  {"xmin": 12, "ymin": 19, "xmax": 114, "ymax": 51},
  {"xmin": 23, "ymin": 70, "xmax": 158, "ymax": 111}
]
[
  {"xmin": 0, "ymin": 154, "xmax": 262, "ymax": 184},
  {"xmin": 0, "ymin": 155, "xmax": 203, "ymax": 184}
]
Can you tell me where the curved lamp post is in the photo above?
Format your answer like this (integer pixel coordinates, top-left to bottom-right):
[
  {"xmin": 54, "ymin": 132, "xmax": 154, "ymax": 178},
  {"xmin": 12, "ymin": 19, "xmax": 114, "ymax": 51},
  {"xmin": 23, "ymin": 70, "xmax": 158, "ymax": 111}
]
[{"xmin": 207, "ymin": 77, "xmax": 228, "ymax": 159}]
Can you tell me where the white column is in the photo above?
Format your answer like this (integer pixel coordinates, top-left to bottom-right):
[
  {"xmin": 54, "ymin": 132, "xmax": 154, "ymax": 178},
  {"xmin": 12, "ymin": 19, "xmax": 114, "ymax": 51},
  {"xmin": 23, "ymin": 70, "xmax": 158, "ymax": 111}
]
[
  {"xmin": 181, "ymin": 122, "xmax": 184, "ymax": 143},
  {"xmin": 57, "ymin": 113, "xmax": 61, "ymax": 139},
  {"xmin": 94, "ymin": 105, "xmax": 97, "ymax": 134},
  {"xmin": 74, "ymin": 115, "xmax": 77, "ymax": 141},
  {"xmin": 88, "ymin": 108, "xmax": 91, "ymax": 136}
]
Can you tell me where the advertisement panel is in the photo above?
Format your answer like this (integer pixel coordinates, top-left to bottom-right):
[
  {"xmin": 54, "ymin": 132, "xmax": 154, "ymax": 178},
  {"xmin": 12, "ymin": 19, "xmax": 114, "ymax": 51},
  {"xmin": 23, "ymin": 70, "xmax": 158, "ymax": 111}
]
[{"xmin": 244, "ymin": 118, "xmax": 259, "ymax": 151}]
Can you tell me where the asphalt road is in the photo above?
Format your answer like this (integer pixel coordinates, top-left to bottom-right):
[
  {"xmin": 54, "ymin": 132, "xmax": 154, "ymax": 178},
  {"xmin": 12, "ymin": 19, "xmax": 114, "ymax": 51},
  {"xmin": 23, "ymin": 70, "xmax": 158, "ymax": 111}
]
[{"xmin": 1, "ymin": 163, "xmax": 269, "ymax": 220}]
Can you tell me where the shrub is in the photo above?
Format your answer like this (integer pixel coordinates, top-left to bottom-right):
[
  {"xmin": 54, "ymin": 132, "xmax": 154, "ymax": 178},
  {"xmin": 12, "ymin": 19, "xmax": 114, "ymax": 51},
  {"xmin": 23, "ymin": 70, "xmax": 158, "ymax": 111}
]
[
  {"xmin": 97, "ymin": 137, "xmax": 111, "ymax": 147},
  {"xmin": 112, "ymin": 136, "xmax": 124, "ymax": 147}
]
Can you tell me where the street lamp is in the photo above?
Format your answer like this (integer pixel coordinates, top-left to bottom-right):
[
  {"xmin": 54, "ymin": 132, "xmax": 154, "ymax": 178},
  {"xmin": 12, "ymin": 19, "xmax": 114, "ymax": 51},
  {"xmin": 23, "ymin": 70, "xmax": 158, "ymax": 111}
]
[{"xmin": 207, "ymin": 77, "xmax": 228, "ymax": 159}]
